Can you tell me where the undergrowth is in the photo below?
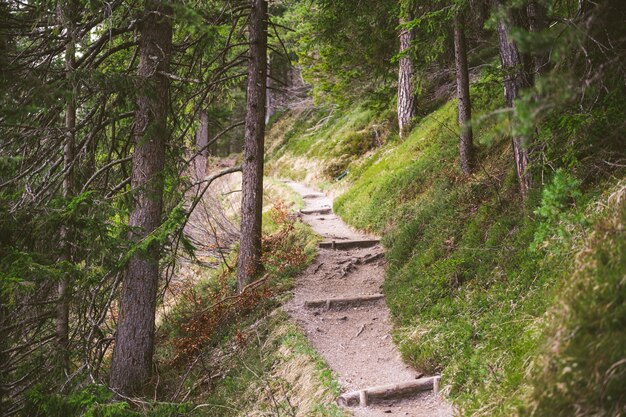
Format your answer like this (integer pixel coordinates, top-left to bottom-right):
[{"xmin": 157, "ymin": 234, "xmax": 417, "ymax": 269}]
[
  {"xmin": 523, "ymin": 183, "xmax": 626, "ymax": 417},
  {"xmin": 25, "ymin": 200, "xmax": 345, "ymax": 416}
]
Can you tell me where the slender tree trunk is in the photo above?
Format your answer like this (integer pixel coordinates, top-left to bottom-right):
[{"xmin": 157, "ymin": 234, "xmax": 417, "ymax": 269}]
[
  {"xmin": 237, "ymin": 0, "xmax": 268, "ymax": 292},
  {"xmin": 56, "ymin": 0, "xmax": 76, "ymax": 375},
  {"xmin": 109, "ymin": 0, "xmax": 172, "ymax": 396},
  {"xmin": 265, "ymin": 55, "xmax": 273, "ymax": 124},
  {"xmin": 397, "ymin": 16, "xmax": 416, "ymax": 138},
  {"xmin": 195, "ymin": 110, "xmax": 209, "ymax": 178},
  {"xmin": 494, "ymin": 0, "xmax": 532, "ymax": 199},
  {"xmin": 453, "ymin": 13, "xmax": 473, "ymax": 175},
  {"xmin": 0, "ymin": 292, "xmax": 6, "ymax": 416},
  {"xmin": 527, "ymin": 1, "xmax": 549, "ymax": 77},
  {"xmin": 197, "ymin": 110, "xmax": 209, "ymax": 157}
]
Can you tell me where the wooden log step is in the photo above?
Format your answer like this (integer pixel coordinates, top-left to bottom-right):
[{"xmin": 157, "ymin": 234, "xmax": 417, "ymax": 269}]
[
  {"xmin": 337, "ymin": 376, "xmax": 439, "ymax": 407},
  {"xmin": 304, "ymin": 294, "xmax": 384, "ymax": 310},
  {"xmin": 319, "ymin": 239, "xmax": 380, "ymax": 250},
  {"xmin": 359, "ymin": 251, "xmax": 384, "ymax": 264},
  {"xmin": 300, "ymin": 208, "xmax": 332, "ymax": 215},
  {"xmin": 303, "ymin": 193, "xmax": 324, "ymax": 199}
]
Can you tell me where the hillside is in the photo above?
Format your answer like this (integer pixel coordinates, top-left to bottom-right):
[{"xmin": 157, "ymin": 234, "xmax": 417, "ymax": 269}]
[{"xmin": 265, "ymin": 81, "xmax": 625, "ymax": 416}]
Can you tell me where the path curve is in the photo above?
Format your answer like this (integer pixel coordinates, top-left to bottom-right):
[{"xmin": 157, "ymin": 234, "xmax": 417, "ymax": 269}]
[{"xmin": 283, "ymin": 180, "xmax": 453, "ymax": 417}]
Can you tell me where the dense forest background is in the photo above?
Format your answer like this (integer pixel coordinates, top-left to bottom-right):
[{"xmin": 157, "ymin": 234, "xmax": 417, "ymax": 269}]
[{"xmin": 1, "ymin": 0, "xmax": 624, "ymax": 416}]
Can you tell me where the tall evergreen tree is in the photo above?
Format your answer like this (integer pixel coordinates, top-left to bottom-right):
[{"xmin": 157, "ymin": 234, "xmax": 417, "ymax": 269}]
[
  {"xmin": 56, "ymin": 0, "xmax": 78, "ymax": 375},
  {"xmin": 397, "ymin": 3, "xmax": 417, "ymax": 138},
  {"xmin": 493, "ymin": 0, "xmax": 532, "ymax": 199},
  {"xmin": 109, "ymin": 0, "xmax": 173, "ymax": 395},
  {"xmin": 453, "ymin": 9, "xmax": 473, "ymax": 175},
  {"xmin": 237, "ymin": 0, "xmax": 268, "ymax": 292}
]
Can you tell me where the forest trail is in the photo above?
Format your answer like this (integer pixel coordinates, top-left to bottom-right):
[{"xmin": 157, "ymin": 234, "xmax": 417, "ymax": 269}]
[{"xmin": 283, "ymin": 181, "xmax": 453, "ymax": 417}]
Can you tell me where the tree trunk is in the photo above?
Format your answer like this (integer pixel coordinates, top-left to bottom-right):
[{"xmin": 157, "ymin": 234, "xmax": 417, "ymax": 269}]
[
  {"xmin": 195, "ymin": 110, "xmax": 209, "ymax": 178},
  {"xmin": 237, "ymin": 0, "xmax": 268, "ymax": 292},
  {"xmin": 109, "ymin": 0, "xmax": 172, "ymax": 396},
  {"xmin": 56, "ymin": 0, "xmax": 77, "ymax": 375},
  {"xmin": 397, "ymin": 16, "xmax": 416, "ymax": 138},
  {"xmin": 494, "ymin": 0, "xmax": 532, "ymax": 199},
  {"xmin": 265, "ymin": 55, "xmax": 273, "ymax": 124},
  {"xmin": 0, "ymin": 292, "xmax": 6, "ymax": 416},
  {"xmin": 453, "ymin": 13, "xmax": 473, "ymax": 175}
]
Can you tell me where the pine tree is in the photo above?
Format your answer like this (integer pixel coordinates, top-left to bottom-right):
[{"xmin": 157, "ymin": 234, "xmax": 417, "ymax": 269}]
[
  {"xmin": 109, "ymin": 0, "xmax": 173, "ymax": 395},
  {"xmin": 453, "ymin": 10, "xmax": 473, "ymax": 175},
  {"xmin": 493, "ymin": 0, "xmax": 532, "ymax": 198},
  {"xmin": 397, "ymin": 3, "xmax": 417, "ymax": 138},
  {"xmin": 237, "ymin": 0, "xmax": 268, "ymax": 292}
]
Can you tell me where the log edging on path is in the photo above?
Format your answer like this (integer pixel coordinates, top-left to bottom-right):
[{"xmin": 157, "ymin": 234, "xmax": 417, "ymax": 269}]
[
  {"xmin": 304, "ymin": 294, "xmax": 384, "ymax": 310},
  {"xmin": 337, "ymin": 376, "xmax": 440, "ymax": 407},
  {"xmin": 319, "ymin": 239, "xmax": 380, "ymax": 250},
  {"xmin": 300, "ymin": 208, "xmax": 332, "ymax": 215}
]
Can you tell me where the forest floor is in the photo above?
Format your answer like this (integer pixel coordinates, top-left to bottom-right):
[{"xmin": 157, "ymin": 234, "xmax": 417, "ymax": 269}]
[{"xmin": 283, "ymin": 180, "xmax": 453, "ymax": 417}]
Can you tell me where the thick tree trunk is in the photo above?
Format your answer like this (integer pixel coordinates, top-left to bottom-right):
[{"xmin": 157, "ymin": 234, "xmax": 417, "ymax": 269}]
[
  {"xmin": 494, "ymin": 1, "xmax": 532, "ymax": 199},
  {"xmin": 237, "ymin": 0, "xmax": 268, "ymax": 292},
  {"xmin": 109, "ymin": 0, "xmax": 172, "ymax": 396},
  {"xmin": 453, "ymin": 14, "xmax": 473, "ymax": 175},
  {"xmin": 56, "ymin": 0, "xmax": 76, "ymax": 375},
  {"xmin": 397, "ymin": 16, "xmax": 416, "ymax": 138}
]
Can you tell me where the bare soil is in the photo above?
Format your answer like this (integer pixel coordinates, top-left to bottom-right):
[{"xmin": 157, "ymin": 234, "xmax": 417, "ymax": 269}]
[{"xmin": 283, "ymin": 181, "xmax": 454, "ymax": 417}]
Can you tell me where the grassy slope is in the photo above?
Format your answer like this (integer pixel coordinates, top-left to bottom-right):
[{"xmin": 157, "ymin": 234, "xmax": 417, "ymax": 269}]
[{"xmin": 265, "ymin": 84, "xmax": 625, "ymax": 416}]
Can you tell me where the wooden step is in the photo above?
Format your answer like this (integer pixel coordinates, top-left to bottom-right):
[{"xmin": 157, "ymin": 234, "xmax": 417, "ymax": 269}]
[
  {"xmin": 300, "ymin": 208, "xmax": 332, "ymax": 215},
  {"xmin": 319, "ymin": 239, "xmax": 380, "ymax": 250},
  {"xmin": 304, "ymin": 294, "xmax": 384, "ymax": 310},
  {"xmin": 337, "ymin": 376, "xmax": 440, "ymax": 407}
]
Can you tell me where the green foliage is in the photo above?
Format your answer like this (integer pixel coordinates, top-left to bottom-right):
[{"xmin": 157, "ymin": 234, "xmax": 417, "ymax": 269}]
[
  {"xmin": 532, "ymin": 170, "xmax": 587, "ymax": 252},
  {"xmin": 25, "ymin": 384, "xmax": 193, "ymax": 417},
  {"xmin": 524, "ymin": 185, "xmax": 626, "ymax": 417},
  {"xmin": 278, "ymin": 0, "xmax": 397, "ymax": 105}
]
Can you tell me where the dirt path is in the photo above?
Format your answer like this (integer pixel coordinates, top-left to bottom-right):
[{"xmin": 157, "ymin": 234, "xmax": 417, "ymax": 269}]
[{"xmin": 283, "ymin": 181, "xmax": 453, "ymax": 417}]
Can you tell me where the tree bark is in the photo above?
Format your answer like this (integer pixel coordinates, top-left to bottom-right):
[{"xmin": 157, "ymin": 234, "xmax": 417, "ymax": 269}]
[
  {"xmin": 0, "ymin": 292, "xmax": 6, "ymax": 416},
  {"xmin": 397, "ymin": 16, "xmax": 416, "ymax": 138},
  {"xmin": 237, "ymin": 0, "xmax": 268, "ymax": 292},
  {"xmin": 109, "ymin": 0, "xmax": 172, "ymax": 396},
  {"xmin": 453, "ymin": 13, "xmax": 473, "ymax": 175},
  {"xmin": 56, "ymin": 0, "xmax": 77, "ymax": 375},
  {"xmin": 494, "ymin": 0, "xmax": 532, "ymax": 199},
  {"xmin": 196, "ymin": 110, "xmax": 209, "ymax": 157},
  {"xmin": 265, "ymin": 54, "xmax": 273, "ymax": 124},
  {"xmin": 195, "ymin": 110, "xmax": 209, "ymax": 178}
]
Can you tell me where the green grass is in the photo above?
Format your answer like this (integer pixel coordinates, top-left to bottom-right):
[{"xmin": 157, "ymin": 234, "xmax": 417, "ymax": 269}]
[
  {"xmin": 523, "ymin": 183, "xmax": 626, "ymax": 417},
  {"xmin": 264, "ymin": 80, "xmax": 626, "ymax": 416},
  {"xmin": 263, "ymin": 176, "xmax": 305, "ymax": 211}
]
